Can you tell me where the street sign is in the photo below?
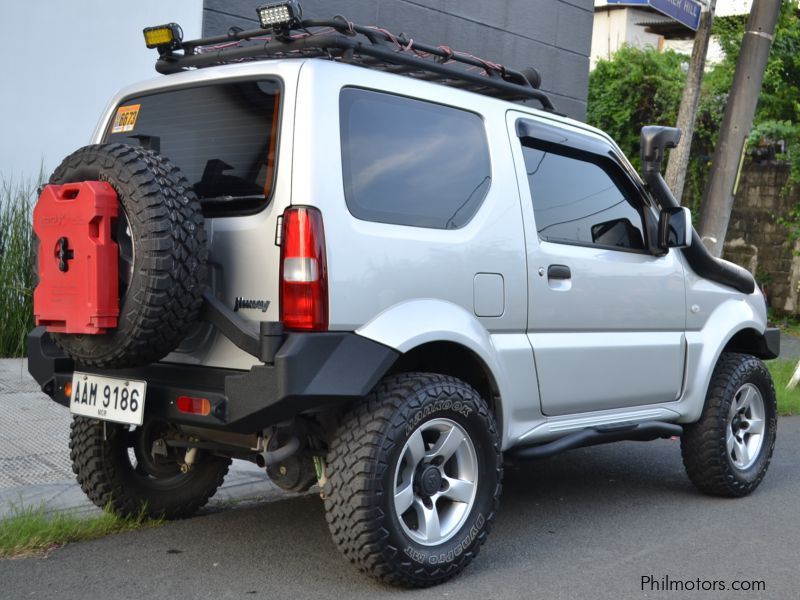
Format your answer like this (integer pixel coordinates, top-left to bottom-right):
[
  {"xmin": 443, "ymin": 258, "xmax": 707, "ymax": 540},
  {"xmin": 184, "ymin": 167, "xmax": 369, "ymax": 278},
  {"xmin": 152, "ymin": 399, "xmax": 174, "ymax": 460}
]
[{"xmin": 606, "ymin": 0, "xmax": 703, "ymax": 31}]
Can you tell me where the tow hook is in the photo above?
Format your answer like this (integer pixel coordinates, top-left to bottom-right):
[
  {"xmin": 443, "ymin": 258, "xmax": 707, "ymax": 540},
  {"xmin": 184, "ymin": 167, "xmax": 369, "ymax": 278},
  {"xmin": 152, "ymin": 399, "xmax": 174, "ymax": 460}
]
[
  {"xmin": 314, "ymin": 455, "xmax": 328, "ymax": 499},
  {"xmin": 151, "ymin": 438, "xmax": 168, "ymax": 459},
  {"xmin": 181, "ymin": 447, "xmax": 198, "ymax": 473}
]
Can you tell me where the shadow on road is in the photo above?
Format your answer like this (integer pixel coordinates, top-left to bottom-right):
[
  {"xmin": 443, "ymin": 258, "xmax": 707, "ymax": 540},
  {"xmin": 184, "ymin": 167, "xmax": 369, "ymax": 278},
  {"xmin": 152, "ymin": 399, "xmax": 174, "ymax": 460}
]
[{"xmin": 3, "ymin": 433, "xmax": 799, "ymax": 599}]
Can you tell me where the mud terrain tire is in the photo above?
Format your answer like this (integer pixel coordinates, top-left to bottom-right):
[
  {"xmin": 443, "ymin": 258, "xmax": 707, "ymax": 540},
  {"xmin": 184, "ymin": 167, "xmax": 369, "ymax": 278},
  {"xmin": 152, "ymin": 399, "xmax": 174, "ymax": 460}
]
[{"xmin": 46, "ymin": 143, "xmax": 206, "ymax": 368}]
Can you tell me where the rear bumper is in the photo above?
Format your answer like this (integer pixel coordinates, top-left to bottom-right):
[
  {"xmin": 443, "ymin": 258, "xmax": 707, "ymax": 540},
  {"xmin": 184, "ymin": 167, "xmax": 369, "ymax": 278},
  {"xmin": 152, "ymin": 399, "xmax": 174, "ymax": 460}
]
[{"xmin": 27, "ymin": 327, "xmax": 399, "ymax": 432}]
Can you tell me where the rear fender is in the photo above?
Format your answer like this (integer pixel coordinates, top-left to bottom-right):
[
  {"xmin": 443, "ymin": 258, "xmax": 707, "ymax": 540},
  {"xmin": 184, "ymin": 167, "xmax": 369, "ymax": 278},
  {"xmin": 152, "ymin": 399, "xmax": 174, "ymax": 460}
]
[{"xmin": 356, "ymin": 299, "xmax": 528, "ymax": 447}]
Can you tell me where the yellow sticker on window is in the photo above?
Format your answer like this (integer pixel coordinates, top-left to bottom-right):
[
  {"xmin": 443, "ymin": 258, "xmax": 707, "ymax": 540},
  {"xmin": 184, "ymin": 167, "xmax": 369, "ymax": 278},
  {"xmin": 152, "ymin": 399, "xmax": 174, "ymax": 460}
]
[{"xmin": 111, "ymin": 104, "xmax": 141, "ymax": 133}]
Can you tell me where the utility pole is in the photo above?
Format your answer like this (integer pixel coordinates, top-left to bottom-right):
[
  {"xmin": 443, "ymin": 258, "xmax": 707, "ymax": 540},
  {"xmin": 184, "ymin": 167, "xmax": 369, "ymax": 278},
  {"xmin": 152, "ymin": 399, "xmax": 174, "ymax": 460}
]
[
  {"xmin": 665, "ymin": 0, "xmax": 717, "ymax": 203},
  {"xmin": 697, "ymin": 0, "xmax": 780, "ymax": 257}
]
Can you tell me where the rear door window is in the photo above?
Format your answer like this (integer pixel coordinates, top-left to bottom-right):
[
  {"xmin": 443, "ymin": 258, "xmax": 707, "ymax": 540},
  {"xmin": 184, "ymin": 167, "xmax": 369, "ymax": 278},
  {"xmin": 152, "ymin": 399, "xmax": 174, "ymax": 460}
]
[
  {"xmin": 104, "ymin": 79, "xmax": 281, "ymax": 215},
  {"xmin": 339, "ymin": 88, "xmax": 491, "ymax": 229}
]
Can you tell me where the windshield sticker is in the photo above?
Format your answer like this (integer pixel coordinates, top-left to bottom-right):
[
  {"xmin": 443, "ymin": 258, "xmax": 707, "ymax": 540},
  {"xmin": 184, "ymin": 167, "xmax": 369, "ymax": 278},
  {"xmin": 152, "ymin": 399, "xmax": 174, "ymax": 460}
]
[{"xmin": 111, "ymin": 104, "xmax": 141, "ymax": 133}]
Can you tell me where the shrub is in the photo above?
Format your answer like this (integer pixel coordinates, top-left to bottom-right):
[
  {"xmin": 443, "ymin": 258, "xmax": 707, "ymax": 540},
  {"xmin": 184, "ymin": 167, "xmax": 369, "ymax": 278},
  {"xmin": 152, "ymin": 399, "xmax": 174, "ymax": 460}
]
[{"xmin": 0, "ymin": 177, "xmax": 38, "ymax": 358}]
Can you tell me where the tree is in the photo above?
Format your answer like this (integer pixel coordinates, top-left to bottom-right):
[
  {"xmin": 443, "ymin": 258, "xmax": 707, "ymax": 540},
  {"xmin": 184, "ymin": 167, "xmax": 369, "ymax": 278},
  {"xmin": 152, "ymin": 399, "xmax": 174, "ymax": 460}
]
[
  {"xmin": 587, "ymin": 45, "xmax": 686, "ymax": 170},
  {"xmin": 697, "ymin": 1, "xmax": 800, "ymax": 240},
  {"xmin": 587, "ymin": 2, "xmax": 800, "ymax": 218},
  {"xmin": 719, "ymin": 3, "xmax": 800, "ymax": 125},
  {"xmin": 697, "ymin": 0, "xmax": 781, "ymax": 257},
  {"xmin": 665, "ymin": 0, "xmax": 717, "ymax": 204}
]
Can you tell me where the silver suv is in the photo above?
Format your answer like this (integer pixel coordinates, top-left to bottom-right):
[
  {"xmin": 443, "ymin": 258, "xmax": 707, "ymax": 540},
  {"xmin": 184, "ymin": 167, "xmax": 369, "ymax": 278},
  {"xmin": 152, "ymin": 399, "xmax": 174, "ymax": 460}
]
[{"xmin": 28, "ymin": 4, "xmax": 780, "ymax": 587}]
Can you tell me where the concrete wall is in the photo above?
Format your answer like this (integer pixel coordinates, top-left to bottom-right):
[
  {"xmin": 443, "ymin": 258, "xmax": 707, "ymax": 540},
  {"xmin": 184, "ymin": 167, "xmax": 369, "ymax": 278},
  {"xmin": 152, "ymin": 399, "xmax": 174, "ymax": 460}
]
[
  {"xmin": 0, "ymin": 0, "xmax": 204, "ymax": 182},
  {"xmin": 590, "ymin": 1, "xmax": 753, "ymax": 70},
  {"xmin": 203, "ymin": 0, "xmax": 594, "ymax": 120},
  {"xmin": 724, "ymin": 163, "xmax": 800, "ymax": 314},
  {"xmin": 591, "ymin": 7, "xmax": 663, "ymax": 68}
]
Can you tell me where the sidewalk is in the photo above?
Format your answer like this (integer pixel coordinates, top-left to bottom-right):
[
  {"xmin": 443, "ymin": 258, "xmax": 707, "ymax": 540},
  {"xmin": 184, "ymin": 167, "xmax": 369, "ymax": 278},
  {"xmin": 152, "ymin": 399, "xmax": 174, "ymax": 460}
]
[
  {"xmin": 0, "ymin": 359, "xmax": 289, "ymax": 519},
  {"xmin": 781, "ymin": 331, "xmax": 800, "ymax": 360}
]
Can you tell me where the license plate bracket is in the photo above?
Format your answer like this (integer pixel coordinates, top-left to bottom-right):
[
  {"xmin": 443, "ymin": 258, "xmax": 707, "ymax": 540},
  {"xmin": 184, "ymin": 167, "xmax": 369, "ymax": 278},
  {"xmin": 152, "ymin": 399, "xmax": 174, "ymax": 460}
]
[{"xmin": 70, "ymin": 372, "xmax": 147, "ymax": 426}]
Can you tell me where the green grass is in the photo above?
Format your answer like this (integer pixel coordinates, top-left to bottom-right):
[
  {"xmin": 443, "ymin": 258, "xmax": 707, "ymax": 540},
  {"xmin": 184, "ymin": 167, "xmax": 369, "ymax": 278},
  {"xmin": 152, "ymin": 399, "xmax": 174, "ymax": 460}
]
[
  {"xmin": 0, "ymin": 504, "xmax": 161, "ymax": 559},
  {"xmin": 767, "ymin": 359, "xmax": 800, "ymax": 416},
  {"xmin": 781, "ymin": 321, "xmax": 800, "ymax": 339},
  {"xmin": 0, "ymin": 176, "xmax": 39, "ymax": 358},
  {"xmin": 768, "ymin": 308, "xmax": 800, "ymax": 338}
]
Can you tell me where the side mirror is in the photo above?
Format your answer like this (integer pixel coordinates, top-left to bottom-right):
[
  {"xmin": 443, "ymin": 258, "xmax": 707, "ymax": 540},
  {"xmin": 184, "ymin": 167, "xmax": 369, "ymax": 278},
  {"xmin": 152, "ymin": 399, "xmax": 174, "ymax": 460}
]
[
  {"xmin": 591, "ymin": 218, "xmax": 645, "ymax": 250},
  {"xmin": 658, "ymin": 206, "xmax": 692, "ymax": 249}
]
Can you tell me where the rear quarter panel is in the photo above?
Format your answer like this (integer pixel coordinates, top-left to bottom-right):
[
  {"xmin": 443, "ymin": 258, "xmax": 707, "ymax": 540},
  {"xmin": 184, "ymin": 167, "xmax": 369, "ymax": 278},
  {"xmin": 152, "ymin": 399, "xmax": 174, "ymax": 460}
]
[
  {"xmin": 292, "ymin": 61, "xmax": 537, "ymax": 448},
  {"xmin": 292, "ymin": 61, "xmax": 529, "ymax": 334}
]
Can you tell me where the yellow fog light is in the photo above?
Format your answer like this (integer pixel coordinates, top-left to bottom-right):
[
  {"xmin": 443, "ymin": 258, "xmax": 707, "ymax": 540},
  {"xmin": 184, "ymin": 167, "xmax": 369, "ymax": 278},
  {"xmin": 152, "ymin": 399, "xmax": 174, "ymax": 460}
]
[{"xmin": 143, "ymin": 23, "xmax": 183, "ymax": 50}]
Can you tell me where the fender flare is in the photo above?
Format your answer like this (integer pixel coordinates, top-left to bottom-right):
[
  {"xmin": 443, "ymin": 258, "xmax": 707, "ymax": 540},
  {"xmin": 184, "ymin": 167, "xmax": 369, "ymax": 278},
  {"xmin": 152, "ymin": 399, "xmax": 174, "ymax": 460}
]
[
  {"xmin": 356, "ymin": 299, "xmax": 517, "ymax": 443},
  {"xmin": 682, "ymin": 297, "xmax": 768, "ymax": 422}
]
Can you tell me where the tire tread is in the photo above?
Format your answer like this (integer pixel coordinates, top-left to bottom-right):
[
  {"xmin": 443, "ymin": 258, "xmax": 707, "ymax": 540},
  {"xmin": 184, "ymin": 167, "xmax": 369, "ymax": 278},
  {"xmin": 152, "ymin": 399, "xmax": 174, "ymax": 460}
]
[
  {"xmin": 323, "ymin": 373, "xmax": 502, "ymax": 587},
  {"xmin": 681, "ymin": 352, "xmax": 777, "ymax": 497},
  {"xmin": 49, "ymin": 143, "xmax": 206, "ymax": 368},
  {"xmin": 69, "ymin": 416, "xmax": 229, "ymax": 519}
]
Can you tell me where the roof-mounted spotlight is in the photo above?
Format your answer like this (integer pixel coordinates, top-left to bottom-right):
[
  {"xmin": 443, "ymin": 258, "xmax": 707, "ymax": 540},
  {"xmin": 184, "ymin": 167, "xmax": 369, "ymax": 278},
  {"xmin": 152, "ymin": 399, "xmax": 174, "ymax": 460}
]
[
  {"xmin": 257, "ymin": 1, "xmax": 303, "ymax": 32},
  {"xmin": 143, "ymin": 23, "xmax": 183, "ymax": 52}
]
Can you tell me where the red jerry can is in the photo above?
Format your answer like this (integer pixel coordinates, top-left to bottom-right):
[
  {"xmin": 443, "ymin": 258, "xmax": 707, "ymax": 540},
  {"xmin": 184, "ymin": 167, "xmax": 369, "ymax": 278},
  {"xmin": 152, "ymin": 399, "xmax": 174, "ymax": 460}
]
[{"xmin": 33, "ymin": 181, "xmax": 119, "ymax": 334}]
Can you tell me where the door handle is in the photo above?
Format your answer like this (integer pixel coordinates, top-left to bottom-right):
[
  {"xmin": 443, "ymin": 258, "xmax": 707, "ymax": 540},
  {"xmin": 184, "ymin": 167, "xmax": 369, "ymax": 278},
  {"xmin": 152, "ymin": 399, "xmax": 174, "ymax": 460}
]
[{"xmin": 547, "ymin": 264, "xmax": 571, "ymax": 280}]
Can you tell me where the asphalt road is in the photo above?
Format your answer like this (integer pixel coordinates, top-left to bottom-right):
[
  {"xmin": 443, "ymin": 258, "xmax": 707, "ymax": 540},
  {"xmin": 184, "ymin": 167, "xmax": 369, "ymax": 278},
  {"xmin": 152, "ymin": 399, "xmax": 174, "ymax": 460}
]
[{"xmin": 3, "ymin": 418, "xmax": 800, "ymax": 600}]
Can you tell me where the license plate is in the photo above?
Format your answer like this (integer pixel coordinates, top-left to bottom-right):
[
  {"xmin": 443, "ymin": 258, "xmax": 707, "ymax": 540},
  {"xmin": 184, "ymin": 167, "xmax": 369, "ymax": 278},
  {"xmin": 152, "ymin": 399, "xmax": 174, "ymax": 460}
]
[{"xmin": 70, "ymin": 372, "xmax": 146, "ymax": 426}]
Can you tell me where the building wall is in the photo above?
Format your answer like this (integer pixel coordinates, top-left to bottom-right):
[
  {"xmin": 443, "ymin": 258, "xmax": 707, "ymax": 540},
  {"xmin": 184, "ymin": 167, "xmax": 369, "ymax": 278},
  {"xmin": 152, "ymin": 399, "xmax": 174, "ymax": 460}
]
[
  {"xmin": 203, "ymin": 0, "xmax": 594, "ymax": 120},
  {"xmin": 724, "ymin": 163, "xmax": 800, "ymax": 314},
  {"xmin": 0, "ymin": 0, "xmax": 204, "ymax": 182},
  {"xmin": 591, "ymin": 7, "xmax": 663, "ymax": 68},
  {"xmin": 590, "ymin": 0, "xmax": 753, "ymax": 69}
]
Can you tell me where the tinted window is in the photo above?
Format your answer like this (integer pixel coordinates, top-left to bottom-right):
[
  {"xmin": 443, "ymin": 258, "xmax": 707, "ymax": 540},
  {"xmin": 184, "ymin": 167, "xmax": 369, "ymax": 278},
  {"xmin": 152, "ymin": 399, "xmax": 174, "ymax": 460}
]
[
  {"xmin": 104, "ymin": 80, "xmax": 281, "ymax": 209},
  {"xmin": 522, "ymin": 144, "xmax": 646, "ymax": 250},
  {"xmin": 340, "ymin": 88, "xmax": 491, "ymax": 229}
]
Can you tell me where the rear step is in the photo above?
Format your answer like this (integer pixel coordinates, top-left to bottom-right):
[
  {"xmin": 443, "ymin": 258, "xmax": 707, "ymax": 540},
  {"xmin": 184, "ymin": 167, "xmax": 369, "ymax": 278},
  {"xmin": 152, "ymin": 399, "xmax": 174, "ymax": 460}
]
[{"xmin": 508, "ymin": 421, "xmax": 683, "ymax": 461}]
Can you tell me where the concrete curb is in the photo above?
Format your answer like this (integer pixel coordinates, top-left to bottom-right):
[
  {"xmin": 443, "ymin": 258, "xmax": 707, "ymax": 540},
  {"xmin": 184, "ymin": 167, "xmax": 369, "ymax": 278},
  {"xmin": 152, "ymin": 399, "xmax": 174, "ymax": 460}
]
[{"xmin": 0, "ymin": 462, "xmax": 289, "ymax": 520}]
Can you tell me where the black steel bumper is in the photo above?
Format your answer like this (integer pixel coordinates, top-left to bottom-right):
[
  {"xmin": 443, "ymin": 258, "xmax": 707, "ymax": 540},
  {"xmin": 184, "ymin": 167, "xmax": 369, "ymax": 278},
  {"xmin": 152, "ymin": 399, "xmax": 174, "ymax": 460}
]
[
  {"xmin": 763, "ymin": 327, "xmax": 781, "ymax": 359},
  {"xmin": 27, "ymin": 327, "xmax": 399, "ymax": 432}
]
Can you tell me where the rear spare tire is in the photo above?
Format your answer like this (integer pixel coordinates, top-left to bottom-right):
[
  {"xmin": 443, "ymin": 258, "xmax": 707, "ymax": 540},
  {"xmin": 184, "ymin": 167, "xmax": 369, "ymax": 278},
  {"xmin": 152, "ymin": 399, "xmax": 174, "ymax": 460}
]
[{"xmin": 46, "ymin": 143, "xmax": 206, "ymax": 368}]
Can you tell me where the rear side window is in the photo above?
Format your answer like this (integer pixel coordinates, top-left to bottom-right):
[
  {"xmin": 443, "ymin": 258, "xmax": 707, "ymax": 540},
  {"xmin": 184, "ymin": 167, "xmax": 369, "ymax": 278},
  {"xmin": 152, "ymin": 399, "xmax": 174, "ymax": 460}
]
[
  {"xmin": 340, "ymin": 88, "xmax": 491, "ymax": 229},
  {"xmin": 104, "ymin": 79, "xmax": 281, "ymax": 213}
]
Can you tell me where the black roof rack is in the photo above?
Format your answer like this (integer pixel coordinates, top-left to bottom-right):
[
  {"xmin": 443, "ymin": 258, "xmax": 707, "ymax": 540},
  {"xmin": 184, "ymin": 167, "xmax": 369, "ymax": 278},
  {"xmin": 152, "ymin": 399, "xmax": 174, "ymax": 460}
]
[{"xmin": 152, "ymin": 16, "xmax": 556, "ymax": 111}]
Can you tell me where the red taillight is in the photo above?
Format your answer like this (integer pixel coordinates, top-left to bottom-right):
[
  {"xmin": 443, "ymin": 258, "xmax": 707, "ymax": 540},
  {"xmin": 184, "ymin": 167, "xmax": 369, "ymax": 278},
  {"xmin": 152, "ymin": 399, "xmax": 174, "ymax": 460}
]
[
  {"xmin": 176, "ymin": 396, "xmax": 211, "ymax": 416},
  {"xmin": 280, "ymin": 206, "xmax": 328, "ymax": 331}
]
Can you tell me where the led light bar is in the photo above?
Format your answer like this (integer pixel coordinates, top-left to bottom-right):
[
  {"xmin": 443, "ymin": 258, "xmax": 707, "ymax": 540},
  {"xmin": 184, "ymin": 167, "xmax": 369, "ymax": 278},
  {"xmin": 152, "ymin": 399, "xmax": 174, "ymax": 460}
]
[
  {"xmin": 143, "ymin": 23, "xmax": 183, "ymax": 50},
  {"xmin": 257, "ymin": 1, "xmax": 302, "ymax": 30}
]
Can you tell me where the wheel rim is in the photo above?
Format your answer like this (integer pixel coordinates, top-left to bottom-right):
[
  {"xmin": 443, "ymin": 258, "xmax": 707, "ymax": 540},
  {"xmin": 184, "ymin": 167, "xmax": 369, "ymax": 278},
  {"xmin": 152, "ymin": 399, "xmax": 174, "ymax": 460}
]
[
  {"xmin": 726, "ymin": 383, "xmax": 766, "ymax": 470},
  {"xmin": 113, "ymin": 206, "xmax": 135, "ymax": 297},
  {"xmin": 393, "ymin": 418, "xmax": 478, "ymax": 546},
  {"xmin": 124, "ymin": 422, "xmax": 186, "ymax": 485}
]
